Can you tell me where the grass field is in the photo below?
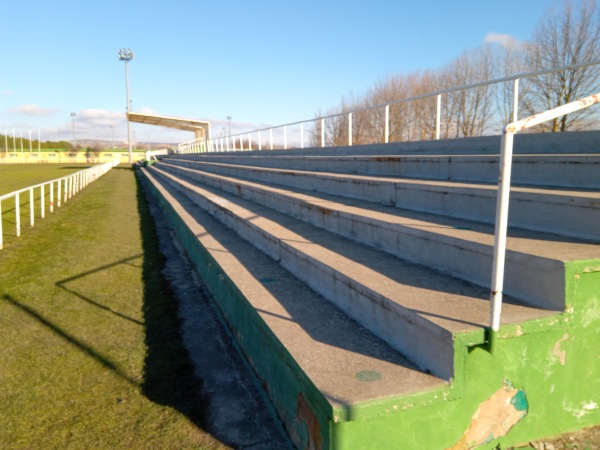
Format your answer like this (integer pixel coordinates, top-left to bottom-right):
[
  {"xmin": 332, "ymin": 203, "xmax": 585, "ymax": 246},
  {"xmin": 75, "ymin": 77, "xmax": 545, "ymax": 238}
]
[
  {"xmin": 0, "ymin": 166, "xmax": 228, "ymax": 449},
  {"xmin": 0, "ymin": 164, "xmax": 91, "ymax": 196}
]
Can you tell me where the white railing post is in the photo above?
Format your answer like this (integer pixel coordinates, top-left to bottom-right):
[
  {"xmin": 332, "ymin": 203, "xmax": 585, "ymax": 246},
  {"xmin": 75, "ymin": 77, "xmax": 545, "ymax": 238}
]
[
  {"xmin": 489, "ymin": 129, "xmax": 515, "ymax": 345},
  {"xmin": 385, "ymin": 104, "xmax": 390, "ymax": 144},
  {"xmin": 435, "ymin": 94, "xmax": 441, "ymax": 140},
  {"xmin": 29, "ymin": 188, "xmax": 34, "ymax": 227},
  {"xmin": 50, "ymin": 182, "xmax": 54, "ymax": 213},
  {"xmin": 15, "ymin": 193, "xmax": 20, "ymax": 237},
  {"xmin": 513, "ymin": 78, "xmax": 519, "ymax": 122},
  {"xmin": 321, "ymin": 118, "xmax": 325, "ymax": 148},
  {"xmin": 58, "ymin": 179, "xmax": 62, "ymax": 208},
  {"xmin": 270, "ymin": 128, "xmax": 273, "ymax": 150},
  {"xmin": 258, "ymin": 130, "xmax": 262, "ymax": 150},
  {"xmin": 41, "ymin": 184, "xmax": 45, "ymax": 219},
  {"xmin": 284, "ymin": 126, "xmax": 287, "ymax": 149},
  {"xmin": 348, "ymin": 112, "xmax": 353, "ymax": 146}
]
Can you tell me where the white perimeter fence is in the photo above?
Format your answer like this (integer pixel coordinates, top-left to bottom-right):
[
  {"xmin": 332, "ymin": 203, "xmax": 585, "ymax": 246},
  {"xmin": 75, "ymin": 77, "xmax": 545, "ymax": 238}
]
[{"xmin": 0, "ymin": 159, "xmax": 120, "ymax": 250}]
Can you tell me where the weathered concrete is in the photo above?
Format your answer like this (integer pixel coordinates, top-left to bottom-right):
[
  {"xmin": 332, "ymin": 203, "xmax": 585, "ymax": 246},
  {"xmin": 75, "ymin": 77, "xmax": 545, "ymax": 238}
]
[
  {"xmin": 153, "ymin": 162, "xmax": 599, "ymax": 310},
  {"xmin": 164, "ymin": 158, "xmax": 600, "ymax": 240},
  {"xmin": 138, "ymin": 132, "xmax": 600, "ymax": 449}
]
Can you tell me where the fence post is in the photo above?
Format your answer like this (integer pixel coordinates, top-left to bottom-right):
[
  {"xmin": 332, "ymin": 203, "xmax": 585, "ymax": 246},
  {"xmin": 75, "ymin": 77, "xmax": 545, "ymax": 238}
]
[
  {"xmin": 435, "ymin": 94, "xmax": 441, "ymax": 140},
  {"xmin": 270, "ymin": 128, "xmax": 273, "ymax": 150},
  {"xmin": 50, "ymin": 182, "xmax": 54, "ymax": 213},
  {"xmin": 284, "ymin": 126, "xmax": 287, "ymax": 149},
  {"xmin": 258, "ymin": 130, "xmax": 262, "ymax": 150},
  {"xmin": 513, "ymin": 78, "xmax": 519, "ymax": 122},
  {"xmin": 15, "ymin": 193, "xmax": 20, "ymax": 237},
  {"xmin": 348, "ymin": 112, "xmax": 353, "ymax": 146},
  {"xmin": 29, "ymin": 188, "xmax": 34, "ymax": 227},
  {"xmin": 385, "ymin": 104, "xmax": 390, "ymax": 144},
  {"xmin": 321, "ymin": 118, "xmax": 325, "ymax": 148},
  {"xmin": 41, "ymin": 184, "xmax": 45, "ymax": 219}
]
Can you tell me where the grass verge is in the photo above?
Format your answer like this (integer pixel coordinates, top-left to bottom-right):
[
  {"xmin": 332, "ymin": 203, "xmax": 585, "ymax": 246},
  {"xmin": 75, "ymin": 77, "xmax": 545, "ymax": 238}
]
[{"xmin": 0, "ymin": 166, "xmax": 228, "ymax": 449}]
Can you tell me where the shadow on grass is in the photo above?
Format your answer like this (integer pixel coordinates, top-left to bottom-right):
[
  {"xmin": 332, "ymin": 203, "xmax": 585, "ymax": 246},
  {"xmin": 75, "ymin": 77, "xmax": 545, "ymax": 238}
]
[
  {"xmin": 134, "ymin": 173, "xmax": 211, "ymax": 429},
  {"xmin": 2, "ymin": 293, "xmax": 138, "ymax": 386}
]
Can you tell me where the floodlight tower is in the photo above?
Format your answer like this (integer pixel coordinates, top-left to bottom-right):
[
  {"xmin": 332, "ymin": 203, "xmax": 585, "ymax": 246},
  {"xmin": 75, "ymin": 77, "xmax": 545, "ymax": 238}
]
[{"xmin": 118, "ymin": 48, "xmax": 134, "ymax": 164}]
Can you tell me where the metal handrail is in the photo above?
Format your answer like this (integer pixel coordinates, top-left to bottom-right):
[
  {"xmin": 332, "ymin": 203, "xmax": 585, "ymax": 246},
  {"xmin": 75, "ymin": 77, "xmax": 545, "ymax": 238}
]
[
  {"xmin": 0, "ymin": 159, "xmax": 119, "ymax": 249},
  {"xmin": 178, "ymin": 59, "xmax": 600, "ymax": 153},
  {"xmin": 488, "ymin": 92, "xmax": 600, "ymax": 346}
]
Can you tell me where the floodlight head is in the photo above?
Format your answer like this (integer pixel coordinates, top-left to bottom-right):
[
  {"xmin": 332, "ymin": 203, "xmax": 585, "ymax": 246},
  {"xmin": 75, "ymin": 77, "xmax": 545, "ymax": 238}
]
[{"xmin": 118, "ymin": 48, "xmax": 134, "ymax": 61}]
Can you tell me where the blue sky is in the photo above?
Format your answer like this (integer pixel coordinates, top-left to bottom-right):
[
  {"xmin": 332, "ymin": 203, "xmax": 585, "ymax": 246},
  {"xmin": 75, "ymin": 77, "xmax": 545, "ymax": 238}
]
[{"xmin": 1, "ymin": 0, "xmax": 558, "ymax": 145}]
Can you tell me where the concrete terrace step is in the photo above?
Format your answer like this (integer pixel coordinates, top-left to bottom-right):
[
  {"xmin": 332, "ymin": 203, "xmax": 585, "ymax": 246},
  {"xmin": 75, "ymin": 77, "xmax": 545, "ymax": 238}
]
[
  {"xmin": 155, "ymin": 161, "xmax": 600, "ymax": 311},
  {"xmin": 146, "ymin": 164, "xmax": 554, "ymax": 380},
  {"xmin": 164, "ymin": 158, "xmax": 600, "ymax": 241},
  {"xmin": 140, "ymin": 168, "xmax": 449, "ymax": 422},
  {"xmin": 174, "ymin": 153, "xmax": 600, "ymax": 189}
]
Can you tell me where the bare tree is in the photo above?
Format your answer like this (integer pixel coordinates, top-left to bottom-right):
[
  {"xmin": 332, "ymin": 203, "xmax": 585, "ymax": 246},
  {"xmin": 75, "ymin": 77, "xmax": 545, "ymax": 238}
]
[{"xmin": 523, "ymin": 0, "xmax": 600, "ymax": 131}]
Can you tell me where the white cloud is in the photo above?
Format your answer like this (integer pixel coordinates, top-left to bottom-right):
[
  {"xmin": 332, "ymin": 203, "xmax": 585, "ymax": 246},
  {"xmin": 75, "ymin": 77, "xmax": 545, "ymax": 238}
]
[
  {"xmin": 8, "ymin": 104, "xmax": 59, "ymax": 117},
  {"xmin": 484, "ymin": 32, "xmax": 519, "ymax": 48}
]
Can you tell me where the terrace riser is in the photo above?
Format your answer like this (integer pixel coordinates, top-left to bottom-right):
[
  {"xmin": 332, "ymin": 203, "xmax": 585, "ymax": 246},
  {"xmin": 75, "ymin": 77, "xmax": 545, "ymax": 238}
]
[
  {"xmin": 166, "ymin": 160, "xmax": 600, "ymax": 241},
  {"xmin": 159, "ymin": 163, "xmax": 566, "ymax": 310},
  {"xmin": 173, "ymin": 155, "xmax": 600, "ymax": 189}
]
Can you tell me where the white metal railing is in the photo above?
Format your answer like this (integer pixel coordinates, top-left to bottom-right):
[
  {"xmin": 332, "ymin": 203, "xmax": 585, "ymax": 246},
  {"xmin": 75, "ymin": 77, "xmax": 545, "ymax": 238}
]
[
  {"xmin": 178, "ymin": 59, "xmax": 600, "ymax": 154},
  {"xmin": 488, "ymin": 92, "xmax": 600, "ymax": 345},
  {"xmin": 0, "ymin": 159, "xmax": 119, "ymax": 250}
]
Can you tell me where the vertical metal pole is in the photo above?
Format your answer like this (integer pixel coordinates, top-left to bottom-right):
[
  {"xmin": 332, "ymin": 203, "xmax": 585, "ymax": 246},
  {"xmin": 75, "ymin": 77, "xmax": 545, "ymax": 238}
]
[
  {"xmin": 258, "ymin": 131, "xmax": 262, "ymax": 150},
  {"xmin": 50, "ymin": 182, "xmax": 54, "ymax": 213},
  {"xmin": 321, "ymin": 118, "xmax": 325, "ymax": 148},
  {"xmin": 284, "ymin": 126, "xmax": 287, "ymax": 149},
  {"xmin": 385, "ymin": 105, "xmax": 390, "ymax": 144},
  {"xmin": 270, "ymin": 128, "xmax": 273, "ymax": 150},
  {"xmin": 248, "ymin": 133, "xmax": 252, "ymax": 150},
  {"xmin": 41, "ymin": 185, "xmax": 45, "ymax": 219},
  {"xmin": 15, "ymin": 193, "xmax": 20, "ymax": 237},
  {"xmin": 435, "ymin": 94, "xmax": 441, "ymax": 140},
  {"xmin": 300, "ymin": 123, "xmax": 304, "ymax": 148},
  {"xmin": 348, "ymin": 113, "xmax": 353, "ymax": 146},
  {"xmin": 513, "ymin": 78, "xmax": 519, "ymax": 122},
  {"xmin": 489, "ymin": 128, "xmax": 515, "ymax": 349},
  {"xmin": 125, "ymin": 60, "xmax": 133, "ymax": 164},
  {"xmin": 29, "ymin": 188, "xmax": 34, "ymax": 227}
]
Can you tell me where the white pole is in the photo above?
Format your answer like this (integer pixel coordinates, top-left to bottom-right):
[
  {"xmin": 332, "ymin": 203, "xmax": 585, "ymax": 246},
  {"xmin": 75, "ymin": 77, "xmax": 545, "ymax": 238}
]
[
  {"xmin": 321, "ymin": 118, "xmax": 325, "ymax": 148},
  {"xmin": 348, "ymin": 112, "xmax": 353, "ymax": 146},
  {"xmin": 270, "ymin": 128, "xmax": 273, "ymax": 150},
  {"xmin": 41, "ymin": 185, "xmax": 45, "ymax": 219},
  {"xmin": 50, "ymin": 181, "xmax": 54, "ymax": 213},
  {"xmin": 29, "ymin": 188, "xmax": 34, "ymax": 227},
  {"xmin": 283, "ymin": 126, "xmax": 287, "ymax": 149},
  {"xmin": 385, "ymin": 105, "xmax": 390, "ymax": 144},
  {"xmin": 435, "ymin": 94, "xmax": 442, "ymax": 140},
  {"xmin": 258, "ymin": 130, "xmax": 262, "ymax": 150},
  {"xmin": 15, "ymin": 193, "xmax": 20, "ymax": 237},
  {"xmin": 513, "ymin": 78, "xmax": 519, "ymax": 122},
  {"xmin": 489, "ymin": 130, "xmax": 515, "ymax": 341}
]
